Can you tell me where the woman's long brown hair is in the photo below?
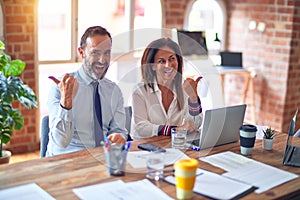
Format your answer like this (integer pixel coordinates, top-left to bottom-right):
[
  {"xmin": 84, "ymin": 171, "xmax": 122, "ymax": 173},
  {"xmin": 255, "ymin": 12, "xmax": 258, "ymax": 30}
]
[{"xmin": 140, "ymin": 38, "xmax": 184, "ymax": 111}]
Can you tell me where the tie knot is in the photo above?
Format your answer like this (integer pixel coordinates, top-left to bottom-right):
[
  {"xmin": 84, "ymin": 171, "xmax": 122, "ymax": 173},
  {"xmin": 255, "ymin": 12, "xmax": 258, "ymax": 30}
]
[
  {"xmin": 93, "ymin": 81, "xmax": 99, "ymax": 91},
  {"xmin": 93, "ymin": 81, "xmax": 98, "ymax": 86}
]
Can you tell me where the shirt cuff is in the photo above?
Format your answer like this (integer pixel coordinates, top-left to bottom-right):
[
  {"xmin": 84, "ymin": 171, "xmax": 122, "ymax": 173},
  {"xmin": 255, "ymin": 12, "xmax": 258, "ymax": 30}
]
[
  {"xmin": 158, "ymin": 125, "xmax": 176, "ymax": 136},
  {"xmin": 58, "ymin": 105, "xmax": 73, "ymax": 121},
  {"xmin": 188, "ymin": 97, "xmax": 202, "ymax": 116}
]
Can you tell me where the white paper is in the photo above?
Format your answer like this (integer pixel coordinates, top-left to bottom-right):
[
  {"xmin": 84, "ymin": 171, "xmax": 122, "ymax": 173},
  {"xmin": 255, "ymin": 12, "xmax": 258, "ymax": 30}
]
[
  {"xmin": 200, "ymin": 151, "xmax": 299, "ymax": 193},
  {"xmin": 0, "ymin": 183, "xmax": 55, "ymax": 200},
  {"xmin": 73, "ymin": 179, "xmax": 173, "ymax": 200},
  {"xmin": 223, "ymin": 162, "xmax": 299, "ymax": 193},
  {"xmin": 127, "ymin": 148, "xmax": 189, "ymax": 168},
  {"xmin": 200, "ymin": 151, "xmax": 252, "ymax": 172},
  {"xmin": 165, "ymin": 168, "xmax": 254, "ymax": 200}
]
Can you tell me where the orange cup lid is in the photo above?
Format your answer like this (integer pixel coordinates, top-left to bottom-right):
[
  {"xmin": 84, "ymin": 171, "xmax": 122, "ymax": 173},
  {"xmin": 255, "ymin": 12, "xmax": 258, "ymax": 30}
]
[{"xmin": 174, "ymin": 158, "xmax": 199, "ymax": 171}]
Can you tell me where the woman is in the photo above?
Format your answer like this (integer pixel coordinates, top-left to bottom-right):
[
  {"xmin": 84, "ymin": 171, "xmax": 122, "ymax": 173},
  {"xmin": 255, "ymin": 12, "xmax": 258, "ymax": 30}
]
[{"xmin": 131, "ymin": 38, "xmax": 203, "ymax": 140}]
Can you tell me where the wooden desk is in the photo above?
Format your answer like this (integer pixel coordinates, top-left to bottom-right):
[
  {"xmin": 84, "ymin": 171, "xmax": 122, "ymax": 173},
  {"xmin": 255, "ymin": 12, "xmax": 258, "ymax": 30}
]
[
  {"xmin": 0, "ymin": 133, "xmax": 299, "ymax": 199},
  {"xmin": 217, "ymin": 67, "xmax": 257, "ymax": 124}
]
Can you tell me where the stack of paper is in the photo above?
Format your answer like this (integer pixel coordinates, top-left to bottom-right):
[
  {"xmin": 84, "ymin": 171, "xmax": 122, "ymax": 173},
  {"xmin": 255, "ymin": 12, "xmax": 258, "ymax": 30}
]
[
  {"xmin": 200, "ymin": 151, "xmax": 299, "ymax": 193},
  {"xmin": 73, "ymin": 179, "xmax": 173, "ymax": 200}
]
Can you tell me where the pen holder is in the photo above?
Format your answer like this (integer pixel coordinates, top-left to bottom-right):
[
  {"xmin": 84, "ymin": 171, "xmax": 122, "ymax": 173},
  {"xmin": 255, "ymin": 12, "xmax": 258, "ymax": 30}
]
[{"xmin": 103, "ymin": 144, "xmax": 128, "ymax": 176}]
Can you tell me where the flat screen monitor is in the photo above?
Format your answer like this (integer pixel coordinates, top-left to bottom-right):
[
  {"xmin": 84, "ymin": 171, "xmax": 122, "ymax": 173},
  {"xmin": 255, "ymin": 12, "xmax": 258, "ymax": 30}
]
[{"xmin": 176, "ymin": 30, "xmax": 208, "ymax": 56}]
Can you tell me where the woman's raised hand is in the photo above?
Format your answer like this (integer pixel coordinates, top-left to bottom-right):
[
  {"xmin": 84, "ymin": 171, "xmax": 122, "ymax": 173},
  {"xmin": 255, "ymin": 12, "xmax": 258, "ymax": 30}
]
[{"xmin": 182, "ymin": 76, "xmax": 202, "ymax": 102}]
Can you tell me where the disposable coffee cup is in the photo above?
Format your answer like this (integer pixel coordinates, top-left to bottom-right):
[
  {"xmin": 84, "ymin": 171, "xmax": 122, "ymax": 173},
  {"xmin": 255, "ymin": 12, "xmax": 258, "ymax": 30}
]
[
  {"xmin": 171, "ymin": 128, "xmax": 187, "ymax": 150},
  {"xmin": 174, "ymin": 158, "xmax": 199, "ymax": 199},
  {"xmin": 239, "ymin": 124, "xmax": 257, "ymax": 155}
]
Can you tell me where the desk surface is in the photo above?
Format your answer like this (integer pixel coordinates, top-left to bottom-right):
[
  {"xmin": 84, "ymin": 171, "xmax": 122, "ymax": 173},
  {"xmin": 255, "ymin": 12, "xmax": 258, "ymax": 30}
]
[{"xmin": 0, "ymin": 133, "xmax": 300, "ymax": 199}]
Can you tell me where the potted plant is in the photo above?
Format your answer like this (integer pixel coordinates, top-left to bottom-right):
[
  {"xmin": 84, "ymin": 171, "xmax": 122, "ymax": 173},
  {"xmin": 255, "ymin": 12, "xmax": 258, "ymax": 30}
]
[
  {"xmin": 262, "ymin": 127, "xmax": 275, "ymax": 150},
  {"xmin": 0, "ymin": 40, "xmax": 37, "ymax": 164}
]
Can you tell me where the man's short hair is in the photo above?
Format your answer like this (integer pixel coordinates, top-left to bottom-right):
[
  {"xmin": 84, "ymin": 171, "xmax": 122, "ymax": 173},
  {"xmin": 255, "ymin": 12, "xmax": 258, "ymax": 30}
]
[{"xmin": 80, "ymin": 26, "xmax": 112, "ymax": 50}]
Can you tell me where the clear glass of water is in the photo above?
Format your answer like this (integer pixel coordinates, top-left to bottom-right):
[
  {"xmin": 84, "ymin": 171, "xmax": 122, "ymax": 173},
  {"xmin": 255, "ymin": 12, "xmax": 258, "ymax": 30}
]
[
  {"xmin": 146, "ymin": 151, "xmax": 165, "ymax": 181},
  {"xmin": 171, "ymin": 127, "xmax": 187, "ymax": 150}
]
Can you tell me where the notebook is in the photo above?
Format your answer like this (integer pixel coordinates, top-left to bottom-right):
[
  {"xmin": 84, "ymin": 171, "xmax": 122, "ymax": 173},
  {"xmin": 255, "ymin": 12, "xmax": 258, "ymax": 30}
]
[
  {"xmin": 187, "ymin": 104, "xmax": 247, "ymax": 149},
  {"xmin": 218, "ymin": 51, "xmax": 243, "ymax": 69},
  {"xmin": 283, "ymin": 109, "xmax": 300, "ymax": 167}
]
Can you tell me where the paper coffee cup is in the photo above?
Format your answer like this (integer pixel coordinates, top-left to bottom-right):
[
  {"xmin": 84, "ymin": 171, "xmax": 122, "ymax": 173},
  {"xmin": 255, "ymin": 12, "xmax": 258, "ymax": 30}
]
[
  {"xmin": 174, "ymin": 158, "xmax": 199, "ymax": 199},
  {"xmin": 239, "ymin": 124, "xmax": 257, "ymax": 155}
]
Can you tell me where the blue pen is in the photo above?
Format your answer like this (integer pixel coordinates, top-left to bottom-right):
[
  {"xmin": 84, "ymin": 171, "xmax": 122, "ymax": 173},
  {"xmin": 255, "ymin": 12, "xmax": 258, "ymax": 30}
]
[
  {"xmin": 185, "ymin": 143, "xmax": 200, "ymax": 151},
  {"xmin": 103, "ymin": 135, "xmax": 111, "ymax": 151},
  {"xmin": 125, "ymin": 141, "xmax": 131, "ymax": 151},
  {"xmin": 104, "ymin": 135, "xmax": 111, "ymax": 145}
]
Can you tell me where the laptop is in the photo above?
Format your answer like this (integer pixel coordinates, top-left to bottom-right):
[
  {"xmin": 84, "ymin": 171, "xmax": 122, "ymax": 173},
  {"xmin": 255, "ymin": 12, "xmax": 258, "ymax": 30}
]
[
  {"xmin": 218, "ymin": 51, "xmax": 243, "ymax": 69},
  {"xmin": 187, "ymin": 104, "xmax": 247, "ymax": 149},
  {"xmin": 283, "ymin": 109, "xmax": 300, "ymax": 167}
]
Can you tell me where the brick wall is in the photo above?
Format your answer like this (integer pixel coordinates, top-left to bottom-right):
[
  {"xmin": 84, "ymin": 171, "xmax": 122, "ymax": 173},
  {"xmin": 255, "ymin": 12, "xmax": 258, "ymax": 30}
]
[
  {"xmin": 284, "ymin": 1, "xmax": 300, "ymax": 131},
  {"xmin": 225, "ymin": 0, "xmax": 300, "ymax": 132},
  {"xmin": 161, "ymin": 0, "xmax": 300, "ymax": 132},
  {"xmin": 2, "ymin": 0, "xmax": 39, "ymax": 154},
  {"xmin": 162, "ymin": 0, "xmax": 190, "ymax": 29}
]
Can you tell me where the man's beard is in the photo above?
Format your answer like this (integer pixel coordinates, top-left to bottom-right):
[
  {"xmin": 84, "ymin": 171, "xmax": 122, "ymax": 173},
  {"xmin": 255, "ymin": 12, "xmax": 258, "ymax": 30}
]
[{"xmin": 84, "ymin": 60, "xmax": 109, "ymax": 81}]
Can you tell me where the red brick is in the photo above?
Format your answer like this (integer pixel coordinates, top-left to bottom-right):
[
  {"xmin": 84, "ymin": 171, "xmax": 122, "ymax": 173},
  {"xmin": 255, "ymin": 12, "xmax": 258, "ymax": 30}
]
[
  {"xmin": 6, "ymin": 35, "xmax": 30, "ymax": 43},
  {"xmin": 6, "ymin": 25, "xmax": 22, "ymax": 33},
  {"xmin": 5, "ymin": 15, "xmax": 27, "ymax": 23},
  {"xmin": 27, "ymin": 126, "xmax": 36, "ymax": 133},
  {"xmin": 23, "ymin": 5, "xmax": 34, "ymax": 14}
]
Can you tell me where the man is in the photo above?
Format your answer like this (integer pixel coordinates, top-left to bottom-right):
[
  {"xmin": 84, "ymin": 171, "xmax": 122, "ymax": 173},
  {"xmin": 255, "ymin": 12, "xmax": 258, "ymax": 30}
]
[{"xmin": 46, "ymin": 26, "xmax": 127, "ymax": 156}]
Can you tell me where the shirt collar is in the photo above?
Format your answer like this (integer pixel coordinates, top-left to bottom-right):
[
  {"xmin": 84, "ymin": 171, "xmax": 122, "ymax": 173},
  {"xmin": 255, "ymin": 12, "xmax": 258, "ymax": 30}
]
[
  {"xmin": 78, "ymin": 65, "xmax": 99, "ymax": 85},
  {"xmin": 152, "ymin": 81, "xmax": 160, "ymax": 93},
  {"xmin": 151, "ymin": 80, "xmax": 178, "ymax": 99}
]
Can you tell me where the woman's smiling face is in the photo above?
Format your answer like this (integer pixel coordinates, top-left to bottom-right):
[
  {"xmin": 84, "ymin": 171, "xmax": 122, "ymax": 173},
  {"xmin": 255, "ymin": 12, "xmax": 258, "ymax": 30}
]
[{"xmin": 153, "ymin": 46, "xmax": 178, "ymax": 85}]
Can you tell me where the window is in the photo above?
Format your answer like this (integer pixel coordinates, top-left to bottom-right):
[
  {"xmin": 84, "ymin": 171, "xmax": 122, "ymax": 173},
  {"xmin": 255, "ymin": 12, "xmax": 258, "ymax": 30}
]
[
  {"xmin": 78, "ymin": 0, "xmax": 162, "ymax": 57},
  {"xmin": 38, "ymin": 0, "xmax": 73, "ymax": 62},
  {"xmin": 185, "ymin": 0, "xmax": 226, "ymax": 55},
  {"xmin": 38, "ymin": 0, "xmax": 162, "ymax": 63},
  {"xmin": 133, "ymin": 0, "xmax": 162, "ymax": 51}
]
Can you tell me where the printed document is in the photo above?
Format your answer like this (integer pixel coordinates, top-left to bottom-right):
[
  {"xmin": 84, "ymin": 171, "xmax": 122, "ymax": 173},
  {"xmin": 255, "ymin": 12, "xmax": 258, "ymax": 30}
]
[
  {"xmin": 127, "ymin": 148, "xmax": 189, "ymax": 168},
  {"xmin": 200, "ymin": 151, "xmax": 299, "ymax": 193}
]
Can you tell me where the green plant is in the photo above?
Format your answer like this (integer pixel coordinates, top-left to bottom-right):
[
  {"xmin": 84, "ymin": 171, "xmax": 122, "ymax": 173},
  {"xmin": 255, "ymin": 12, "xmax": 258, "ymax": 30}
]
[
  {"xmin": 0, "ymin": 40, "xmax": 37, "ymax": 157},
  {"xmin": 263, "ymin": 127, "xmax": 275, "ymax": 139}
]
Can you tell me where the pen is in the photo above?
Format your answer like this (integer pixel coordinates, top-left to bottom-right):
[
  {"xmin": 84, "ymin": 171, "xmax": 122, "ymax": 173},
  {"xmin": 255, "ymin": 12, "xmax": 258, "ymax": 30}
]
[
  {"xmin": 103, "ymin": 135, "xmax": 111, "ymax": 151},
  {"xmin": 185, "ymin": 143, "xmax": 200, "ymax": 151},
  {"xmin": 125, "ymin": 141, "xmax": 131, "ymax": 151}
]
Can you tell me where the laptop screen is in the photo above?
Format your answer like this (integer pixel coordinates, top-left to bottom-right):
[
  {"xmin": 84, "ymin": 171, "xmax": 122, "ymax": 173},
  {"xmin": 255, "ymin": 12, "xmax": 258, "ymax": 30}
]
[
  {"xmin": 188, "ymin": 104, "xmax": 247, "ymax": 149},
  {"xmin": 220, "ymin": 51, "xmax": 243, "ymax": 67}
]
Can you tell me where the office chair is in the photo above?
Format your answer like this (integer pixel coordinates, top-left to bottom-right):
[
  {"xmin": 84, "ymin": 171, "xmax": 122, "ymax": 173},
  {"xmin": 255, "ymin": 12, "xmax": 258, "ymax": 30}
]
[
  {"xmin": 125, "ymin": 106, "xmax": 133, "ymax": 141},
  {"xmin": 40, "ymin": 115, "xmax": 49, "ymax": 158}
]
